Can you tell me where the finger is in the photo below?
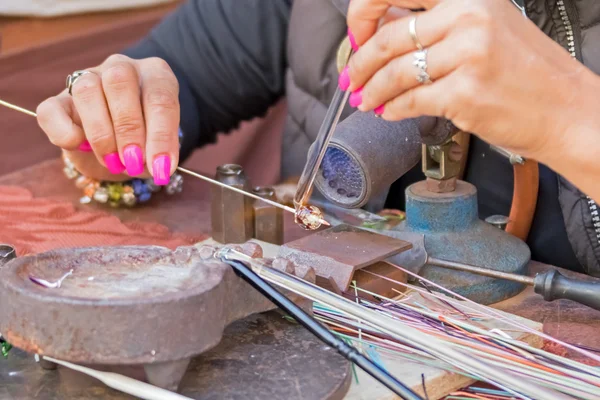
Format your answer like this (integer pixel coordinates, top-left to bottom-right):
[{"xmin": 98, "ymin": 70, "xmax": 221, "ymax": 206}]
[
  {"xmin": 347, "ymin": 5, "xmax": 454, "ymax": 92},
  {"xmin": 378, "ymin": 74, "xmax": 456, "ymax": 121},
  {"xmin": 70, "ymin": 71, "xmax": 125, "ymax": 174},
  {"xmin": 36, "ymin": 93, "xmax": 85, "ymax": 151},
  {"xmin": 352, "ymin": 38, "xmax": 459, "ymax": 112},
  {"xmin": 139, "ymin": 58, "xmax": 180, "ymax": 186},
  {"xmin": 347, "ymin": 0, "xmax": 441, "ymax": 48},
  {"xmin": 101, "ymin": 55, "xmax": 146, "ymax": 177}
]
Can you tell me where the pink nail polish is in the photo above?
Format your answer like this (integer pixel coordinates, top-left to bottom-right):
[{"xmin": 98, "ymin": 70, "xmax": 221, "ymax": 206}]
[
  {"xmin": 374, "ymin": 104, "xmax": 385, "ymax": 115},
  {"xmin": 339, "ymin": 66, "xmax": 350, "ymax": 91},
  {"xmin": 348, "ymin": 28, "xmax": 359, "ymax": 51},
  {"xmin": 349, "ymin": 87, "xmax": 363, "ymax": 108},
  {"xmin": 153, "ymin": 155, "xmax": 171, "ymax": 186},
  {"xmin": 103, "ymin": 152, "xmax": 126, "ymax": 175},
  {"xmin": 78, "ymin": 140, "xmax": 92, "ymax": 152},
  {"xmin": 123, "ymin": 144, "xmax": 144, "ymax": 176}
]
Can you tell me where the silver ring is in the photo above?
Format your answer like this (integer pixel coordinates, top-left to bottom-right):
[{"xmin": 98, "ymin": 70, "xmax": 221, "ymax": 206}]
[
  {"xmin": 66, "ymin": 70, "xmax": 93, "ymax": 96},
  {"xmin": 413, "ymin": 49, "xmax": 432, "ymax": 84},
  {"xmin": 408, "ymin": 16, "xmax": 424, "ymax": 51}
]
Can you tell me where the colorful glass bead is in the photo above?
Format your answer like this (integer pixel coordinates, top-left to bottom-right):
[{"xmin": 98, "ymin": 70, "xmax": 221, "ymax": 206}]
[
  {"xmin": 107, "ymin": 183, "xmax": 124, "ymax": 202},
  {"xmin": 132, "ymin": 179, "xmax": 146, "ymax": 195},
  {"xmin": 1, "ymin": 341, "xmax": 12, "ymax": 358},
  {"xmin": 79, "ymin": 196, "xmax": 92, "ymax": 204},
  {"xmin": 139, "ymin": 192, "xmax": 152, "ymax": 203},
  {"xmin": 166, "ymin": 173, "xmax": 184, "ymax": 195},
  {"xmin": 63, "ymin": 166, "xmax": 79, "ymax": 180},
  {"xmin": 83, "ymin": 182, "xmax": 99, "ymax": 198},
  {"xmin": 145, "ymin": 179, "xmax": 161, "ymax": 193},
  {"xmin": 75, "ymin": 176, "xmax": 92, "ymax": 189},
  {"xmin": 122, "ymin": 186, "xmax": 136, "ymax": 206},
  {"xmin": 93, "ymin": 187, "xmax": 109, "ymax": 203}
]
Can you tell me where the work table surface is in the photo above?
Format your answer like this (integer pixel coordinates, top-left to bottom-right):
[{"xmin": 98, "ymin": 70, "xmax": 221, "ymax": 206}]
[{"xmin": 1, "ymin": 158, "xmax": 599, "ymax": 358}]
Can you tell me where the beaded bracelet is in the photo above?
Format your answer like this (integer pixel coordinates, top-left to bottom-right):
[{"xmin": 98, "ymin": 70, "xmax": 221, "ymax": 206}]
[{"xmin": 62, "ymin": 129, "xmax": 184, "ymax": 208}]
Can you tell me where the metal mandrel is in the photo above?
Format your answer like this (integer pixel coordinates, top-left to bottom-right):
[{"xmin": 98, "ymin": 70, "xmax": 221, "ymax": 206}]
[
  {"xmin": 252, "ymin": 187, "xmax": 284, "ymax": 245},
  {"xmin": 211, "ymin": 164, "xmax": 254, "ymax": 244}
]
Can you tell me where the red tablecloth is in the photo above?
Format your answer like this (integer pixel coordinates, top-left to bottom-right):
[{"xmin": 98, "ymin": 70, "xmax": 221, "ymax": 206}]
[{"xmin": 0, "ymin": 185, "xmax": 205, "ymax": 256}]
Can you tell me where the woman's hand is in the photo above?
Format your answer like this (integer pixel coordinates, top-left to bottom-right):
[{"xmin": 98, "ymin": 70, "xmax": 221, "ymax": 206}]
[
  {"xmin": 36, "ymin": 55, "xmax": 180, "ymax": 185},
  {"xmin": 344, "ymin": 0, "xmax": 598, "ymax": 162}
]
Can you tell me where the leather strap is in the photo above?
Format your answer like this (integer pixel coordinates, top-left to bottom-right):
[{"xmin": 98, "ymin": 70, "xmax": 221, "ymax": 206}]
[
  {"xmin": 455, "ymin": 132, "xmax": 539, "ymax": 241},
  {"xmin": 507, "ymin": 159, "xmax": 539, "ymax": 241}
]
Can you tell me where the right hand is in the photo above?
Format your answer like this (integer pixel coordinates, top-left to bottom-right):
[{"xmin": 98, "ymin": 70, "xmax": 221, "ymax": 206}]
[{"xmin": 36, "ymin": 54, "xmax": 180, "ymax": 185}]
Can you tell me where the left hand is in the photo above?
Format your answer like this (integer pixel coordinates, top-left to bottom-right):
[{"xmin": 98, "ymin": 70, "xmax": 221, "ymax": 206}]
[{"xmin": 344, "ymin": 0, "xmax": 595, "ymax": 161}]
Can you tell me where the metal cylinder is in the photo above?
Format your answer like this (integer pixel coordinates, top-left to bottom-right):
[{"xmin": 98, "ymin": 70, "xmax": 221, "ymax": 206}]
[
  {"xmin": 211, "ymin": 164, "xmax": 254, "ymax": 244},
  {"xmin": 252, "ymin": 186, "xmax": 284, "ymax": 245},
  {"xmin": 314, "ymin": 112, "xmax": 457, "ymax": 209}
]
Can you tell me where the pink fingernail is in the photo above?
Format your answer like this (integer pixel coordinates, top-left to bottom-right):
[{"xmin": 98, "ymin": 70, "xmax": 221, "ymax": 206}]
[
  {"xmin": 123, "ymin": 144, "xmax": 144, "ymax": 176},
  {"xmin": 339, "ymin": 66, "xmax": 350, "ymax": 91},
  {"xmin": 349, "ymin": 87, "xmax": 363, "ymax": 108},
  {"xmin": 348, "ymin": 28, "xmax": 359, "ymax": 51},
  {"xmin": 78, "ymin": 140, "xmax": 92, "ymax": 152},
  {"xmin": 103, "ymin": 152, "xmax": 126, "ymax": 175},
  {"xmin": 153, "ymin": 155, "xmax": 171, "ymax": 186},
  {"xmin": 374, "ymin": 104, "xmax": 385, "ymax": 115}
]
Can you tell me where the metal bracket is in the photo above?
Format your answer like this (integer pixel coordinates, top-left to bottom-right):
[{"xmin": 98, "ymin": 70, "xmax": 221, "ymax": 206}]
[{"xmin": 422, "ymin": 141, "xmax": 462, "ymax": 180}]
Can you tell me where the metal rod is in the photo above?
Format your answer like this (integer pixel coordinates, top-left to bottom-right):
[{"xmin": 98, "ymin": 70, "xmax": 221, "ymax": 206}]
[
  {"xmin": 293, "ymin": 87, "xmax": 351, "ymax": 207},
  {"xmin": 0, "ymin": 98, "xmax": 329, "ymax": 227},
  {"xmin": 177, "ymin": 167, "xmax": 295, "ymax": 213},
  {"xmin": 293, "ymin": 50, "xmax": 353, "ymax": 208},
  {"xmin": 489, "ymin": 144, "xmax": 524, "ymax": 165},
  {"xmin": 220, "ymin": 249, "xmax": 570, "ymax": 400},
  {"xmin": 177, "ymin": 167, "xmax": 329, "ymax": 227},
  {"xmin": 43, "ymin": 356, "xmax": 193, "ymax": 400},
  {"xmin": 221, "ymin": 257, "xmax": 423, "ymax": 400},
  {"xmin": 428, "ymin": 257, "xmax": 535, "ymax": 285},
  {"xmin": 0, "ymin": 99, "xmax": 37, "ymax": 117}
]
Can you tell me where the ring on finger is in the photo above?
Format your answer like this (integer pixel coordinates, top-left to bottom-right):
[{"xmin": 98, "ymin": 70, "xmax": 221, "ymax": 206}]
[
  {"xmin": 413, "ymin": 49, "xmax": 432, "ymax": 84},
  {"xmin": 66, "ymin": 70, "xmax": 94, "ymax": 96},
  {"xmin": 408, "ymin": 16, "xmax": 424, "ymax": 51}
]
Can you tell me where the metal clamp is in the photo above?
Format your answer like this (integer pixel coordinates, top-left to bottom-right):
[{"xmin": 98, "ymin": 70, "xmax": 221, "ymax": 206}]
[{"xmin": 422, "ymin": 139, "xmax": 463, "ymax": 193}]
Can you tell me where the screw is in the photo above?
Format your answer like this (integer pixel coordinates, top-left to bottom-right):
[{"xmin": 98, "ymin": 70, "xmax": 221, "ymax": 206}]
[{"xmin": 485, "ymin": 215, "xmax": 510, "ymax": 230}]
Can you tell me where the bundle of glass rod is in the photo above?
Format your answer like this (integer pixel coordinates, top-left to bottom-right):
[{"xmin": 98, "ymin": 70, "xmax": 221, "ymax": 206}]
[{"xmin": 220, "ymin": 248, "xmax": 599, "ymax": 400}]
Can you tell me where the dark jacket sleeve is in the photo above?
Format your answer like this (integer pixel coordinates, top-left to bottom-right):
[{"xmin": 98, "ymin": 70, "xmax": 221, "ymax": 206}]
[{"xmin": 123, "ymin": 0, "xmax": 292, "ymax": 160}]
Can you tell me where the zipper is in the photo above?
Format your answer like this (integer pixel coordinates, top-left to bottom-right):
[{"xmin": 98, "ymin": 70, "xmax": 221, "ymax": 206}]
[
  {"xmin": 557, "ymin": 1, "xmax": 576, "ymax": 56},
  {"xmin": 557, "ymin": 1, "xmax": 600, "ymax": 242}
]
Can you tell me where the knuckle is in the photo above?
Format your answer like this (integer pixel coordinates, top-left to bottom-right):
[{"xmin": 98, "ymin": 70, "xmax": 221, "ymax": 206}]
[
  {"xmin": 458, "ymin": 1, "xmax": 493, "ymax": 27},
  {"xmin": 150, "ymin": 130, "xmax": 176, "ymax": 147},
  {"xmin": 454, "ymin": 78, "xmax": 479, "ymax": 107},
  {"xmin": 36, "ymin": 99, "xmax": 56, "ymax": 127},
  {"xmin": 349, "ymin": 53, "xmax": 365, "ymax": 80},
  {"xmin": 374, "ymin": 24, "xmax": 395, "ymax": 58},
  {"xmin": 104, "ymin": 54, "xmax": 131, "ymax": 66},
  {"xmin": 145, "ymin": 87, "xmax": 179, "ymax": 112},
  {"xmin": 467, "ymin": 32, "xmax": 493, "ymax": 62},
  {"xmin": 404, "ymin": 89, "xmax": 419, "ymax": 113},
  {"xmin": 87, "ymin": 125, "xmax": 114, "ymax": 148},
  {"xmin": 102, "ymin": 63, "xmax": 138, "ymax": 90},
  {"xmin": 48, "ymin": 131, "xmax": 78, "ymax": 149},
  {"xmin": 71, "ymin": 76, "xmax": 102, "ymax": 101},
  {"xmin": 145, "ymin": 57, "xmax": 173, "ymax": 74},
  {"xmin": 113, "ymin": 115, "xmax": 144, "ymax": 138},
  {"xmin": 388, "ymin": 57, "xmax": 406, "ymax": 83}
]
